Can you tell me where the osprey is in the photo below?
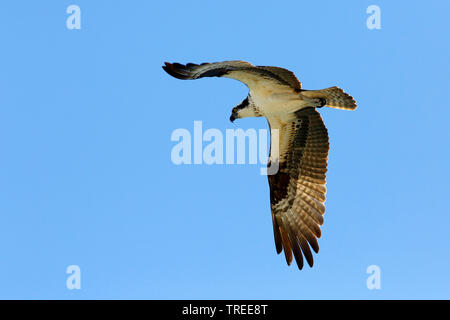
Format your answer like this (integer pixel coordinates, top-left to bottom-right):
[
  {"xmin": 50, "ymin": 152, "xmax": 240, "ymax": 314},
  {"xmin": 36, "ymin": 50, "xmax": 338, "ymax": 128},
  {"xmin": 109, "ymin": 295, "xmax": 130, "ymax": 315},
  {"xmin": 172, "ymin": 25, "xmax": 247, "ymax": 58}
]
[{"xmin": 163, "ymin": 61, "xmax": 357, "ymax": 269}]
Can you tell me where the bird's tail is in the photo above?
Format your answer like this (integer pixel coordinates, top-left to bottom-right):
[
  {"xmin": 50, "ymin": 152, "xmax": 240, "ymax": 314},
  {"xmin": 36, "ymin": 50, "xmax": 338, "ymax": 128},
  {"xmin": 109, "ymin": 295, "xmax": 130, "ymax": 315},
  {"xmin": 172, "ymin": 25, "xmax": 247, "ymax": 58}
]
[{"xmin": 303, "ymin": 86, "xmax": 357, "ymax": 110}]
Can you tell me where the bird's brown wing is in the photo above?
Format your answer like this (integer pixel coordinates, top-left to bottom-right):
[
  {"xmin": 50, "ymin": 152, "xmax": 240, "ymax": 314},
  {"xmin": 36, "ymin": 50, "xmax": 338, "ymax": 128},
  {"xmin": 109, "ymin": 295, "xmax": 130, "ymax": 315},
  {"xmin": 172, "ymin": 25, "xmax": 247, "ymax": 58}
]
[
  {"xmin": 257, "ymin": 66, "xmax": 302, "ymax": 90},
  {"xmin": 162, "ymin": 61, "xmax": 301, "ymax": 92},
  {"xmin": 267, "ymin": 107, "xmax": 329, "ymax": 269}
]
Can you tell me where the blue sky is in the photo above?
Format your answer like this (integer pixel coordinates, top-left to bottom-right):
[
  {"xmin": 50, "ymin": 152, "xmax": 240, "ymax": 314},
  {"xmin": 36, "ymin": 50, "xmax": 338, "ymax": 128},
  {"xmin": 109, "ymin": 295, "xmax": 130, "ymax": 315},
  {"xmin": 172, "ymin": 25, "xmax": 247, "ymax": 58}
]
[{"xmin": 0, "ymin": 0, "xmax": 449, "ymax": 299}]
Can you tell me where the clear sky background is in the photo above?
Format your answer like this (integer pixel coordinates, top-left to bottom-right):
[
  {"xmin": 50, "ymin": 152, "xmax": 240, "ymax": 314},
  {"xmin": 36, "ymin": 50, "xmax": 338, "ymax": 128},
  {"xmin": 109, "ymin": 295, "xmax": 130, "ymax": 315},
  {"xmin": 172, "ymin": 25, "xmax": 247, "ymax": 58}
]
[{"xmin": 0, "ymin": 1, "xmax": 449, "ymax": 299}]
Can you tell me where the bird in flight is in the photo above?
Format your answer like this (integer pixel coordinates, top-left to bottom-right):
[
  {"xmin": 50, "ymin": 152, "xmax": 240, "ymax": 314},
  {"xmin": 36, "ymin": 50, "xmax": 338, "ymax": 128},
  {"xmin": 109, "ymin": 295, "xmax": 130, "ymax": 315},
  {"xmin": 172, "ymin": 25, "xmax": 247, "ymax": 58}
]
[{"xmin": 162, "ymin": 61, "xmax": 356, "ymax": 269}]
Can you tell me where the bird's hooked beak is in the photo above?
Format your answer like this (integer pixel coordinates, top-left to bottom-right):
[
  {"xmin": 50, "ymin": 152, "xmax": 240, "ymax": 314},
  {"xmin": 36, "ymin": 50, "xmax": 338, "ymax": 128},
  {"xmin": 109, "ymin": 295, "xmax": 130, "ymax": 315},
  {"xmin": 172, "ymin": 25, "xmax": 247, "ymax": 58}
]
[
  {"xmin": 229, "ymin": 107, "xmax": 238, "ymax": 123},
  {"xmin": 230, "ymin": 97, "xmax": 250, "ymax": 123}
]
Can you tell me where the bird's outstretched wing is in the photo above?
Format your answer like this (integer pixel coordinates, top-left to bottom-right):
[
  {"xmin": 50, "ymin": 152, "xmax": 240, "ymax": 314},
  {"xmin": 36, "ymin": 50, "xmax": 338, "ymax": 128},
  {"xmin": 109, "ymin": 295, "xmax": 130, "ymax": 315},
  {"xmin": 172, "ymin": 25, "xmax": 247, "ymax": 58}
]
[
  {"xmin": 163, "ymin": 61, "xmax": 302, "ymax": 92},
  {"xmin": 267, "ymin": 107, "xmax": 329, "ymax": 269}
]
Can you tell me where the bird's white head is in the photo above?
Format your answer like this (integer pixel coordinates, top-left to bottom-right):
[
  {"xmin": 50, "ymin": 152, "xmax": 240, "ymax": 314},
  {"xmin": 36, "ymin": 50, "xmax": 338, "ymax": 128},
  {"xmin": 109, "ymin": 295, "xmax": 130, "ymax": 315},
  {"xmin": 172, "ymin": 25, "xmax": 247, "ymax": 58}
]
[{"xmin": 229, "ymin": 96, "xmax": 259, "ymax": 122}]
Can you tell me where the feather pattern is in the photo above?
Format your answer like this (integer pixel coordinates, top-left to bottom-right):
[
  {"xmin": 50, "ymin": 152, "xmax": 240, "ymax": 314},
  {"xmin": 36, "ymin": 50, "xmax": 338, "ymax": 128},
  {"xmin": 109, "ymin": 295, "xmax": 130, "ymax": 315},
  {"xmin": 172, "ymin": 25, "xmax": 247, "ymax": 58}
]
[
  {"xmin": 267, "ymin": 108, "xmax": 329, "ymax": 269},
  {"xmin": 163, "ymin": 61, "xmax": 302, "ymax": 93}
]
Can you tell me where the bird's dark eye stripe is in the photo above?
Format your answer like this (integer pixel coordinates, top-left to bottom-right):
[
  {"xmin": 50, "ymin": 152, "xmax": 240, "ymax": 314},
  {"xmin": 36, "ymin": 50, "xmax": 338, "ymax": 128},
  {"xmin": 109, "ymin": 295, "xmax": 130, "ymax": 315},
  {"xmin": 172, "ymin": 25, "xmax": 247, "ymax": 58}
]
[{"xmin": 236, "ymin": 97, "xmax": 249, "ymax": 110}]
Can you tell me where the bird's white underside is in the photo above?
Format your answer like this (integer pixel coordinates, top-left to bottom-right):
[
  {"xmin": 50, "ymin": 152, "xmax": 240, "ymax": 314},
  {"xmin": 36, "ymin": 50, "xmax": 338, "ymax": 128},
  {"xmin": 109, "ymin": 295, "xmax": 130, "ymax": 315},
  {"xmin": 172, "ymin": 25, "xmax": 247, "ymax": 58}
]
[{"xmin": 224, "ymin": 71, "xmax": 319, "ymax": 164}]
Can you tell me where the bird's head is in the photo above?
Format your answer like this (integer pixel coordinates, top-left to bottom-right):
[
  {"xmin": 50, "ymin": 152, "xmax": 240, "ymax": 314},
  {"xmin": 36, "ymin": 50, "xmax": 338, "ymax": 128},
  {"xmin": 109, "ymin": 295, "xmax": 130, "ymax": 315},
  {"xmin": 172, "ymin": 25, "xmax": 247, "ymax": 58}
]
[{"xmin": 229, "ymin": 96, "xmax": 257, "ymax": 122}]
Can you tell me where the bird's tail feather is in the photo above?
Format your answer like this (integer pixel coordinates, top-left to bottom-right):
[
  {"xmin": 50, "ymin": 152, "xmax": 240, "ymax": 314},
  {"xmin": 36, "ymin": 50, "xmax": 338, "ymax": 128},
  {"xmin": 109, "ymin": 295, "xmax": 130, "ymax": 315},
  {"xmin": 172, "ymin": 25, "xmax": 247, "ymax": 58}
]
[{"xmin": 303, "ymin": 86, "xmax": 357, "ymax": 110}]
